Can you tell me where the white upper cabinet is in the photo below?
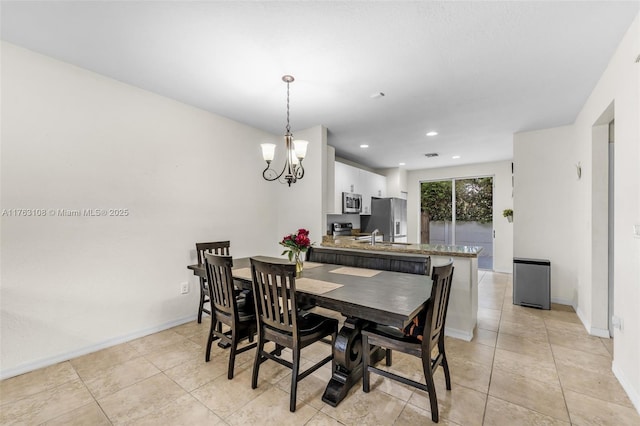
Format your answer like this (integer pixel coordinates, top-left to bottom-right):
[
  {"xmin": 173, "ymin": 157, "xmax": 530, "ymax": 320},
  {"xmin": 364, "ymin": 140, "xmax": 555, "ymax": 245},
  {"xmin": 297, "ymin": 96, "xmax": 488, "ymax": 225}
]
[
  {"xmin": 333, "ymin": 161, "xmax": 386, "ymax": 215},
  {"xmin": 333, "ymin": 161, "xmax": 356, "ymax": 214},
  {"xmin": 370, "ymin": 171, "xmax": 387, "ymax": 198},
  {"xmin": 334, "ymin": 161, "xmax": 359, "ymax": 194},
  {"xmin": 359, "ymin": 169, "xmax": 386, "ymax": 214}
]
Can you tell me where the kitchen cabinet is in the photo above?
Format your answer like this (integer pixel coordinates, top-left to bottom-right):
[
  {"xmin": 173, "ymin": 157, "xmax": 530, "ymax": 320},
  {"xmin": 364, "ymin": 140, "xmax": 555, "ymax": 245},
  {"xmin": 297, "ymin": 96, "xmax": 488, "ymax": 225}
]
[
  {"xmin": 360, "ymin": 170, "xmax": 386, "ymax": 215},
  {"xmin": 333, "ymin": 162, "xmax": 359, "ymax": 214},
  {"xmin": 333, "ymin": 161, "xmax": 386, "ymax": 215},
  {"xmin": 334, "ymin": 161, "xmax": 360, "ymax": 194}
]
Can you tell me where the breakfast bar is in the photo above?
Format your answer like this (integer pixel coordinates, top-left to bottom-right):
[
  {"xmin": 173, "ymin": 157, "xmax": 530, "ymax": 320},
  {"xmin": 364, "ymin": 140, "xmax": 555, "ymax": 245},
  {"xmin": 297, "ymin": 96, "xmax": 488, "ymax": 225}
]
[{"xmin": 321, "ymin": 237, "xmax": 482, "ymax": 341}]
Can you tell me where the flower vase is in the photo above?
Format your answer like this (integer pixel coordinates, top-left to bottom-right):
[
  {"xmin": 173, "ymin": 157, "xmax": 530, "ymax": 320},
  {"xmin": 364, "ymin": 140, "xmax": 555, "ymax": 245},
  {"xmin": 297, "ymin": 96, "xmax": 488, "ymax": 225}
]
[{"xmin": 294, "ymin": 252, "xmax": 304, "ymax": 277}]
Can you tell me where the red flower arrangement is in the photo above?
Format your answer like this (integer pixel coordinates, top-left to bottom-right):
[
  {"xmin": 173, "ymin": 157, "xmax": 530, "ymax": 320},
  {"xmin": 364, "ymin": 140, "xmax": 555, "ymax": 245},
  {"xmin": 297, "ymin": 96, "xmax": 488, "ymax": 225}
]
[{"xmin": 280, "ymin": 228, "xmax": 312, "ymax": 261}]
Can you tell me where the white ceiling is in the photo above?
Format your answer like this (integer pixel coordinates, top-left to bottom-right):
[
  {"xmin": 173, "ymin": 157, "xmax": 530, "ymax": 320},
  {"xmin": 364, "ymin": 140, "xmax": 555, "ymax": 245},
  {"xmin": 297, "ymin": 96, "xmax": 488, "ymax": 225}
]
[{"xmin": 2, "ymin": 1, "xmax": 638, "ymax": 170}]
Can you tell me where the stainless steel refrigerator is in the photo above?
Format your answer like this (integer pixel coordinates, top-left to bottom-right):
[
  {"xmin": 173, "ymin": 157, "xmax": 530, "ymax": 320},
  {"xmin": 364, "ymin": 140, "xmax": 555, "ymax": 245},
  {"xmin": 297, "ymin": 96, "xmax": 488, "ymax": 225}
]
[{"xmin": 362, "ymin": 197, "xmax": 407, "ymax": 242}]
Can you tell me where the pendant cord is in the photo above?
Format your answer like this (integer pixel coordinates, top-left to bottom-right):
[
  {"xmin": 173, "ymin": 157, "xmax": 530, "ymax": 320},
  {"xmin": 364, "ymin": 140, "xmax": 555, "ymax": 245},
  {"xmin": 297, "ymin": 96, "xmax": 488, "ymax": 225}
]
[{"xmin": 286, "ymin": 81, "xmax": 291, "ymax": 134}]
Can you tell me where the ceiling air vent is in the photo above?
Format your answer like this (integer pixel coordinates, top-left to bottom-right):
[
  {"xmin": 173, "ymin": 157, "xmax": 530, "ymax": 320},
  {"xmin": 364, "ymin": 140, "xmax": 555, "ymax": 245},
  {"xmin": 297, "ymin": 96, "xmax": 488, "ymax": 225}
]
[{"xmin": 424, "ymin": 153, "xmax": 439, "ymax": 158}]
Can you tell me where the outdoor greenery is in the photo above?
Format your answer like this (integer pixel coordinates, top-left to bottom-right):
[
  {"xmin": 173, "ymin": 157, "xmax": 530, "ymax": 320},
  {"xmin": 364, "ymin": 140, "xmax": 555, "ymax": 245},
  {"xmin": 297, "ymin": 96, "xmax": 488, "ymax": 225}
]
[
  {"xmin": 421, "ymin": 178, "xmax": 493, "ymax": 223},
  {"xmin": 420, "ymin": 180, "xmax": 452, "ymax": 221},
  {"xmin": 456, "ymin": 178, "xmax": 493, "ymax": 223}
]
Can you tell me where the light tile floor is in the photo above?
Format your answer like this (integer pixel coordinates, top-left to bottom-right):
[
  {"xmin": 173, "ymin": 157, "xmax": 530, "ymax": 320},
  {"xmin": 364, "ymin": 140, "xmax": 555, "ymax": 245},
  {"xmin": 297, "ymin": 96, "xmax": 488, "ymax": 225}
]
[{"xmin": 2, "ymin": 271, "xmax": 639, "ymax": 425}]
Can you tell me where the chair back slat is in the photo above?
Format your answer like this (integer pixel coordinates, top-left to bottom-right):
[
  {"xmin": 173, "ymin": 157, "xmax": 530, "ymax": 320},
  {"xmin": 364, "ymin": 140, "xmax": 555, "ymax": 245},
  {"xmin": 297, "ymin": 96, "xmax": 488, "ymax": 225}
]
[
  {"xmin": 196, "ymin": 241, "xmax": 231, "ymax": 264},
  {"xmin": 422, "ymin": 259, "xmax": 454, "ymax": 352},
  {"xmin": 251, "ymin": 258, "xmax": 298, "ymax": 334},
  {"xmin": 204, "ymin": 252, "xmax": 236, "ymax": 317}
]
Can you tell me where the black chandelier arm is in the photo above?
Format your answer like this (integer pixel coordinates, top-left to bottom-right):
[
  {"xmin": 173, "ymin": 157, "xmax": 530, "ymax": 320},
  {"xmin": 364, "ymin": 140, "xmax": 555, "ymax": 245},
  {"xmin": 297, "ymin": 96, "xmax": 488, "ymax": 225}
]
[
  {"xmin": 295, "ymin": 161, "xmax": 305, "ymax": 180},
  {"xmin": 263, "ymin": 162, "xmax": 303, "ymax": 187},
  {"xmin": 261, "ymin": 158, "xmax": 305, "ymax": 186},
  {"xmin": 262, "ymin": 162, "xmax": 287, "ymax": 182}
]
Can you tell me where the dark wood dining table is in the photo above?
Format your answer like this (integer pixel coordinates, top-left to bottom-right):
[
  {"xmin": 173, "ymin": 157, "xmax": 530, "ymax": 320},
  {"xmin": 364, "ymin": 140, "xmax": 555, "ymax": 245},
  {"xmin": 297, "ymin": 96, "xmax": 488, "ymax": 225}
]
[{"xmin": 187, "ymin": 255, "xmax": 432, "ymax": 406}]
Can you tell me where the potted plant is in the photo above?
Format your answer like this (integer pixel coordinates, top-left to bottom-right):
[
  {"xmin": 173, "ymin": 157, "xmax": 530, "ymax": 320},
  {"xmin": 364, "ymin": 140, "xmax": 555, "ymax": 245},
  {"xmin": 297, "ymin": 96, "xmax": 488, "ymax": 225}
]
[{"xmin": 503, "ymin": 209, "xmax": 513, "ymax": 223}]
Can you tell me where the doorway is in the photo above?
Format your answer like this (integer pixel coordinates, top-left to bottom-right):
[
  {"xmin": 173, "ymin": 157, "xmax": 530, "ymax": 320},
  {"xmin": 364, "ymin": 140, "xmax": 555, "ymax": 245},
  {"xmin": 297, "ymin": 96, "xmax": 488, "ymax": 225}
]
[
  {"xmin": 420, "ymin": 176, "xmax": 494, "ymax": 269},
  {"xmin": 608, "ymin": 119, "xmax": 615, "ymax": 337},
  {"xmin": 591, "ymin": 102, "xmax": 614, "ymax": 337}
]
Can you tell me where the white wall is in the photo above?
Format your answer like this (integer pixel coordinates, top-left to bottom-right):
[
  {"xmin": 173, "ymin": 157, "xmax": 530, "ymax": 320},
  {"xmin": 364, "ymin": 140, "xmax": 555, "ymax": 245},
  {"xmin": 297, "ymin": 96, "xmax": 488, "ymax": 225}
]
[
  {"xmin": 407, "ymin": 160, "xmax": 514, "ymax": 273},
  {"xmin": 513, "ymin": 125, "xmax": 577, "ymax": 305},
  {"xmin": 275, "ymin": 125, "xmax": 328, "ymax": 248},
  {"xmin": 513, "ymin": 15, "xmax": 640, "ymax": 412},
  {"xmin": 574, "ymin": 14, "xmax": 640, "ymax": 410},
  {"xmin": 324, "ymin": 145, "xmax": 336, "ymax": 215},
  {"xmin": 0, "ymin": 42, "xmax": 325, "ymax": 378}
]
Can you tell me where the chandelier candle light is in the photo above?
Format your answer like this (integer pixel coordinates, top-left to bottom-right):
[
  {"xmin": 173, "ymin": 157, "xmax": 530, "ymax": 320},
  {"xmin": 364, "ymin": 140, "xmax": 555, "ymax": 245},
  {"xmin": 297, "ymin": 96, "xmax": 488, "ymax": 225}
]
[{"xmin": 261, "ymin": 75, "xmax": 308, "ymax": 186}]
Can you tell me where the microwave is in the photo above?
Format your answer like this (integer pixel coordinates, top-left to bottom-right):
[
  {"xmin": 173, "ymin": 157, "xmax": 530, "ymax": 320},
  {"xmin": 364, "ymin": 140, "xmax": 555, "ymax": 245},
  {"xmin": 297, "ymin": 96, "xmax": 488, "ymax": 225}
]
[{"xmin": 342, "ymin": 192, "xmax": 362, "ymax": 214}]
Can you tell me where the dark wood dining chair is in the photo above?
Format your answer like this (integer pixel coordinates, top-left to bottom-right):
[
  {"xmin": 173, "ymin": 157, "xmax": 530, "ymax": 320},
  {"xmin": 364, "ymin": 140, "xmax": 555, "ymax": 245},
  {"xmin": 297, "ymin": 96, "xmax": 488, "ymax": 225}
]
[
  {"xmin": 362, "ymin": 259, "xmax": 455, "ymax": 423},
  {"xmin": 203, "ymin": 253, "xmax": 257, "ymax": 379},
  {"xmin": 249, "ymin": 257, "xmax": 338, "ymax": 412},
  {"xmin": 196, "ymin": 241, "xmax": 231, "ymax": 323}
]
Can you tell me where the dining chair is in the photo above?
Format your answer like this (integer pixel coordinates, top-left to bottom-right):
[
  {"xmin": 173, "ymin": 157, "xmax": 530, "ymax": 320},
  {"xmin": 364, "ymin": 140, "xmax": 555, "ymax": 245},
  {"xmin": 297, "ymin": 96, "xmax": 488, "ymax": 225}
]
[
  {"xmin": 196, "ymin": 241, "xmax": 231, "ymax": 323},
  {"xmin": 362, "ymin": 259, "xmax": 455, "ymax": 423},
  {"xmin": 249, "ymin": 257, "xmax": 338, "ymax": 412},
  {"xmin": 203, "ymin": 252, "xmax": 257, "ymax": 379}
]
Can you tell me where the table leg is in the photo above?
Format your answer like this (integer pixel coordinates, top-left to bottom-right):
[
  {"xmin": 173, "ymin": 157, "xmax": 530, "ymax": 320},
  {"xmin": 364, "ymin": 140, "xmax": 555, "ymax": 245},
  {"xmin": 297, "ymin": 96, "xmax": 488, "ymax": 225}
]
[{"xmin": 322, "ymin": 317, "xmax": 385, "ymax": 406}]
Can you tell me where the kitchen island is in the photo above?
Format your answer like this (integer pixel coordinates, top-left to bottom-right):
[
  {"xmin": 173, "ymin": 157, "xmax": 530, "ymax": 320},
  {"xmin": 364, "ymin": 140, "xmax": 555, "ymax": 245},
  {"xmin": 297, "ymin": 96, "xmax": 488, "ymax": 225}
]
[{"xmin": 321, "ymin": 237, "xmax": 483, "ymax": 341}]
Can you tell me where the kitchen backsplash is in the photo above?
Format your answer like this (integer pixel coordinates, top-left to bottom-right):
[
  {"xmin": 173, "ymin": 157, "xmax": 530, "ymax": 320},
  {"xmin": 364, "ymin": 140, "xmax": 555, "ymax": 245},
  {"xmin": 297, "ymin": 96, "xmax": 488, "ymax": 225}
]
[{"xmin": 326, "ymin": 214, "xmax": 361, "ymax": 235}]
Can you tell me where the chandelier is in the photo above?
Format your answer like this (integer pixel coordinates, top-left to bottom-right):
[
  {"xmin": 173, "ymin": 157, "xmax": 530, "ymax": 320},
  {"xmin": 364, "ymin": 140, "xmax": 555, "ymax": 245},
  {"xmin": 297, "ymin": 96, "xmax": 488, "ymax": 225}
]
[{"xmin": 261, "ymin": 75, "xmax": 308, "ymax": 186}]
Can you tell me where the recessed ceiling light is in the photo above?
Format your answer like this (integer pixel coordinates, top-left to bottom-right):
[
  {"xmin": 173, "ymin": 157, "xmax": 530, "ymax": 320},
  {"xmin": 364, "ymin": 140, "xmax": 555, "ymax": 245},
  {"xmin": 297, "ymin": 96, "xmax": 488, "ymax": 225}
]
[
  {"xmin": 399, "ymin": 162, "xmax": 406, "ymax": 166},
  {"xmin": 360, "ymin": 144, "xmax": 369, "ymax": 148},
  {"xmin": 426, "ymin": 131, "xmax": 438, "ymax": 137},
  {"xmin": 452, "ymin": 155, "xmax": 461, "ymax": 159}
]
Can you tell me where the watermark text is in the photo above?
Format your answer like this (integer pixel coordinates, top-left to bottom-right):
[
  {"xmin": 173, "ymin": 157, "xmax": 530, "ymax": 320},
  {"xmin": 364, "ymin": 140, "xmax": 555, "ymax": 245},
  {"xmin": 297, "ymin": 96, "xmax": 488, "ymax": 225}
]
[{"xmin": 2, "ymin": 208, "xmax": 130, "ymax": 217}]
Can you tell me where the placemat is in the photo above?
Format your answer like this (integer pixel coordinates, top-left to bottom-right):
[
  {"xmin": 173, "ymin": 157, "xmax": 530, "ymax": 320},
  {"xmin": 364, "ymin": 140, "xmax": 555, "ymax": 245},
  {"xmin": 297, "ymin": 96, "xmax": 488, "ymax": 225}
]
[
  {"xmin": 233, "ymin": 262, "xmax": 321, "ymax": 280},
  {"xmin": 329, "ymin": 266, "xmax": 382, "ymax": 278},
  {"xmin": 295, "ymin": 278, "xmax": 343, "ymax": 295},
  {"xmin": 232, "ymin": 267, "xmax": 253, "ymax": 280}
]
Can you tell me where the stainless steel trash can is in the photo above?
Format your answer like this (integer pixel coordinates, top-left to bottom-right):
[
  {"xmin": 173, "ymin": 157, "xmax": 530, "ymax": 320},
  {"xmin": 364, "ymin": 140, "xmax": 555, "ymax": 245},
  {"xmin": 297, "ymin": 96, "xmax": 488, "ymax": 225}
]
[{"xmin": 513, "ymin": 258, "xmax": 551, "ymax": 310}]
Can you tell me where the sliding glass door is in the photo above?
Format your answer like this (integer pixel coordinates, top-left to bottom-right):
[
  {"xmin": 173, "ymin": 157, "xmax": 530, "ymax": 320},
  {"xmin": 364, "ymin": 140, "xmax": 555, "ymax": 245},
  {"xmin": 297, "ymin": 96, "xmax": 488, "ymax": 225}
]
[{"xmin": 421, "ymin": 177, "xmax": 493, "ymax": 269}]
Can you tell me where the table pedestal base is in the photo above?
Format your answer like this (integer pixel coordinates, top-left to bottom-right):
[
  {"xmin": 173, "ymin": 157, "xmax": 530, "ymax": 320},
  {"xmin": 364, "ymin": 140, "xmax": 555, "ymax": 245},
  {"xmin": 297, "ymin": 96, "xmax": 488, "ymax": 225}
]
[{"xmin": 322, "ymin": 317, "xmax": 386, "ymax": 406}]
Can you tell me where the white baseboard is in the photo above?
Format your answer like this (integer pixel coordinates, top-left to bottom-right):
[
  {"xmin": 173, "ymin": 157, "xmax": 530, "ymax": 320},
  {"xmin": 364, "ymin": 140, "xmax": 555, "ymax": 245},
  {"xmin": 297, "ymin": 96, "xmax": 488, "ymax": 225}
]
[
  {"xmin": 589, "ymin": 327, "xmax": 610, "ymax": 338},
  {"xmin": 0, "ymin": 315, "xmax": 197, "ymax": 380},
  {"xmin": 612, "ymin": 360, "xmax": 640, "ymax": 415},
  {"xmin": 574, "ymin": 304, "xmax": 611, "ymax": 338},
  {"xmin": 551, "ymin": 297, "xmax": 575, "ymax": 309},
  {"xmin": 445, "ymin": 326, "xmax": 473, "ymax": 342},
  {"xmin": 575, "ymin": 304, "xmax": 591, "ymax": 333}
]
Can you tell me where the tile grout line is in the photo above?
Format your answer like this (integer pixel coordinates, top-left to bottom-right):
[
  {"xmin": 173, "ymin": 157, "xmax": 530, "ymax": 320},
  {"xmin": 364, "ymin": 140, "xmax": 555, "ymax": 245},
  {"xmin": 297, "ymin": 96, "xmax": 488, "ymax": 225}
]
[
  {"xmin": 159, "ymin": 368, "xmax": 226, "ymax": 424},
  {"xmin": 545, "ymin": 317, "xmax": 574, "ymax": 425},
  {"xmin": 548, "ymin": 332, "xmax": 636, "ymax": 412},
  {"xmin": 483, "ymin": 276, "xmax": 578, "ymax": 424},
  {"xmin": 480, "ymin": 274, "xmax": 506, "ymax": 425},
  {"xmin": 496, "ymin": 281, "xmax": 577, "ymax": 424},
  {"xmin": 67, "ymin": 360, "xmax": 114, "ymax": 425},
  {"xmin": 487, "ymin": 312, "xmax": 570, "ymax": 421}
]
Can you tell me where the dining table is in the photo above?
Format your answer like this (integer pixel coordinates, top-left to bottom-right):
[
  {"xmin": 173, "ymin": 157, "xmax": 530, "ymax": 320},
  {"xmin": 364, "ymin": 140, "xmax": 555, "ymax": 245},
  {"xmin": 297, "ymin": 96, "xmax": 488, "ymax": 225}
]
[{"xmin": 187, "ymin": 255, "xmax": 433, "ymax": 406}]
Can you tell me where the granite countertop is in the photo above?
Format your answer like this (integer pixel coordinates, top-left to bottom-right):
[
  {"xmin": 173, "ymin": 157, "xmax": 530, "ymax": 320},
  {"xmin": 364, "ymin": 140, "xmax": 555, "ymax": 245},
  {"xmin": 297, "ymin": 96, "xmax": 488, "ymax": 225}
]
[{"xmin": 321, "ymin": 236, "xmax": 483, "ymax": 258}]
